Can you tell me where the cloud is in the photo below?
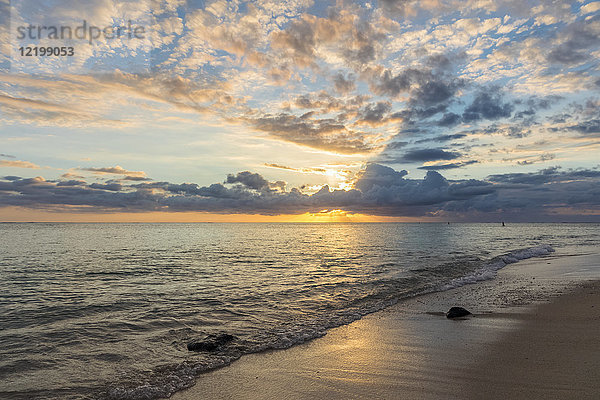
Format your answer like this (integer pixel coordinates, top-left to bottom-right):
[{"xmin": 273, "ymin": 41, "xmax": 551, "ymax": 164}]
[
  {"xmin": 411, "ymin": 78, "xmax": 464, "ymax": 107},
  {"xmin": 580, "ymin": 2, "xmax": 600, "ymax": 15},
  {"xmin": 462, "ymin": 89, "xmax": 514, "ymax": 122},
  {"xmin": 547, "ymin": 16, "xmax": 600, "ymax": 65},
  {"xmin": 418, "ymin": 160, "xmax": 478, "ymax": 170},
  {"xmin": 121, "ymin": 175, "xmax": 151, "ymax": 181},
  {"xmin": 355, "ymin": 101, "xmax": 396, "ymax": 126},
  {"xmin": 243, "ymin": 112, "xmax": 378, "ymax": 154},
  {"xmin": 370, "ymin": 68, "xmax": 463, "ymax": 107},
  {"xmin": 79, "ymin": 166, "xmax": 146, "ymax": 177},
  {"xmin": 60, "ymin": 172, "xmax": 85, "ymax": 179},
  {"xmin": 1, "ymin": 164, "xmax": 599, "ymax": 220},
  {"xmin": 0, "ymin": 92, "xmax": 119, "ymax": 126},
  {"xmin": 377, "ymin": 0, "xmax": 417, "ymax": 18},
  {"xmin": 269, "ymin": 9, "xmax": 389, "ymax": 70},
  {"xmin": 400, "ymin": 148, "xmax": 462, "ymax": 162},
  {"xmin": 333, "ymin": 72, "xmax": 356, "ymax": 94},
  {"xmin": 436, "ymin": 112, "xmax": 462, "ymax": 127},
  {"xmin": 563, "ymin": 119, "xmax": 600, "ymax": 135},
  {"xmin": 415, "ymin": 133, "xmax": 467, "ymax": 143},
  {"xmin": 89, "ymin": 182, "xmax": 123, "ymax": 191},
  {"xmin": 1, "ymin": 0, "xmax": 599, "ymax": 223},
  {"xmin": 225, "ymin": 171, "xmax": 272, "ymax": 191},
  {"xmin": 487, "ymin": 166, "xmax": 600, "ymax": 185},
  {"xmin": 0, "ymin": 154, "xmax": 16, "ymax": 158},
  {"xmin": 0, "ymin": 160, "xmax": 41, "ymax": 169},
  {"xmin": 515, "ymin": 153, "xmax": 555, "ymax": 166},
  {"xmin": 353, "ymin": 163, "xmax": 408, "ymax": 193},
  {"xmin": 264, "ymin": 163, "xmax": 328, "ymax": 174}
]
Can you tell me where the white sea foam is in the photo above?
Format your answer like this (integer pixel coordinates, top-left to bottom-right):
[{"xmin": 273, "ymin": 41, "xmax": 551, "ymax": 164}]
[{"xmin": 439, "ymin": 244, "xmax": 555, "ymax": 291}]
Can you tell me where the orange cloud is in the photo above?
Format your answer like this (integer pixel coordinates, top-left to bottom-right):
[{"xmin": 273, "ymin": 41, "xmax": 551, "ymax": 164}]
[{"xmin": 0, "ymin": 160, "xmax": 40, "ymax": 169}]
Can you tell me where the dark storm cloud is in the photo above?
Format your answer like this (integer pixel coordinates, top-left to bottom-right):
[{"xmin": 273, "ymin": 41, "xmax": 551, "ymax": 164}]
[
  {"xmin": 1, "ymin": 164, "xmax": 600, "ymax": 219},
  {"xmin": 547, "ymin": 98, "xmax": 600, "ymax": 137},
  {"xmin": 425, "ymin": 54, "xmax": 452, "ymax": 70},
  {"xmin": 357, "ymin": 101, "xmax": 392, "ymax": 124},
  {"xmin": 226, "ymin": 171, "xmax": 271, "ymax": 191},
  {"xmin": 89, "ymin": 182, "xmax": 123, "ymax": 191},
  {"xmin": 121, "ymin": 176, "xmax": 151, "ymax": 181},
  {"xmin": 342, "ymin": 42, "xmax": 377, "ymax": 66},
  {"xmin": 377, "ymin": 0, "xmax": 414, "ymax": 17},
  {"xmin": 385, "ymin": 141, "xmax": 409, "ymax": 149},
  {"xmin": 270, "ymin": 15, "xmax": 318, "ymax": 67},
  {"xmin": 367, "ymin": 53, "xmax": 467, "ymax": 134},
  {"xmin": 548, "ymin": 46, "xmax": 589, "ymax": 64},
  {"xmin": 411, "ymin": 79, "xmax": 464, "ymax": 107},
  {"xmin": 401, "ymin": 148, "xmax": 461, "ymax": 162},
  {"xmin": 270, "ymin": 10, "xmax": 386, "ymax": 69},
  {"xmin": 57, "ymin": 180, "xmax": 86, "ymax": 187},
  {"xmin": 333, "ymin": 72, "xmax": 356, "ymax": 94},
  {"xmin": 371, "ymin": 68, "xmax": 464, "ymax": 108},
  {"xmin": 513, "ymin": 96, "xmax": 561, "ymax": 120},
  {"xmin": 0, "ymin": 164, "xmax": 488, "ymax": 216},
  {"xmin": 370, "ymin": 68, "xmax": 418, "ymax": 97},
  {"xmin": 436, "ymin": 112, "xmax": 461, "ymax": 127},
  {"xmin": 564, "ymin": 119, "xmax": 600, "ymax": 135},
  {"xmin": 353, "ymin": 163, "xmax": 408, "ymax": 193},
  {"xmin": 292, "ymin": 91, "xmax": 368, "ymax": 112},
  {"xmin": 462, "ymin": 90, "xmax": 514, "ymax": 122},
  {"xmin": 239, "ymin": 89, "xmax": 396, "ymax": 154},
  {"xmin": 515, "ymin": 153, "xmax": 555, "ymax": 166},
  {"xmin": 245, "ymin": 112, "xmax": 375, "ymax": 154},
  {"xmin": 478, "ymin": 124, "xmax": 532, "ymax": 138},
  {"xmin": 415, "ymin": 133, "xmax": 467, "ymax": 143},
  {"xmin": 392, "ymin": 105, "xmax": 448, "ymax": 126},
  {"xmin": 487, "ymin": 166, "xmax": 600, "ymax": 185},
  {"xmin": 0, "ymin": 176, "xmax": 160, "ymax": 211},
  {"xmin": 444, "ymin": 166, "xmax": 600, "ymax": 220},
  {"xmin": 353, "ymin": 164, "xmax": 495, "ymax": 213},
  {"xmin": 547, "ymin": 15, "xmax": 600, "ymax": 65},
  {"xmin": 418, "ymin": 160, "xmax": 478, "ymax": 170}
]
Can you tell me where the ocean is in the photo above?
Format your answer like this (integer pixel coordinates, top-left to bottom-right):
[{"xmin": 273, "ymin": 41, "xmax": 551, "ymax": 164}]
[{"xmin": 0, "ymin": 222, "xmax": 598, "ymax": 399}]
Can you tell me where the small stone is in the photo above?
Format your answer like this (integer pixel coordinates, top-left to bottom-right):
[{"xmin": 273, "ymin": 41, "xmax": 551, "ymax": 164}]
[{"xmin": 446, "ymin": 306, "xmax": 472, "ymax": 319}]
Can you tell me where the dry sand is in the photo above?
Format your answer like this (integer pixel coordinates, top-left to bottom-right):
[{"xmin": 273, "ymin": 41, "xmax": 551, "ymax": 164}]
[{"xmin": 172, "ymin": 250, "xmax": 600, "ymax": 400}]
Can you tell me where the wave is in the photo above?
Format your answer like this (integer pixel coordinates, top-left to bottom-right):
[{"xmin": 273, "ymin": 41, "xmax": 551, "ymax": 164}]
[
  {"xmin": 438, "ymin": 244, "xmax": 555, "ymax": 290},
  {"xmin": 104, "ymin": 244, "xmax": 555, "ymax": 400}
]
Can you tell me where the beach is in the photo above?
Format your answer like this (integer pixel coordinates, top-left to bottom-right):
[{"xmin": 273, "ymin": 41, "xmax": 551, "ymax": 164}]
[{"xmin": 172, "ymin": 249, "xmax": 600, "ymax": 400}]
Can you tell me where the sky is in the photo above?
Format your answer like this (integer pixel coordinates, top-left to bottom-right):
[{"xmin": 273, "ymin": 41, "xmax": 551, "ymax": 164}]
[{"xmin": 0, "ymin": 0, "xmax": 599, "ymax": 222}]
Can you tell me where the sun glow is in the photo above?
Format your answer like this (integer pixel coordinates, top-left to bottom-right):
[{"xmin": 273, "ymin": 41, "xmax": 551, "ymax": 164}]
[
  {"xmin": 0, "ymin": 206, "xmax": 414, "ymax": 223},
  {"xmin": 290, "ymin": 209, "xmax": 383, "ymax": 222}
]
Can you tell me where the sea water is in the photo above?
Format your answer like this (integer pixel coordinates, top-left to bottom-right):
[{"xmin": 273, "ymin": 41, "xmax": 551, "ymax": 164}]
[{"xmin": 0, "ymin": 223, "xmax": 598, "ymax": 399}]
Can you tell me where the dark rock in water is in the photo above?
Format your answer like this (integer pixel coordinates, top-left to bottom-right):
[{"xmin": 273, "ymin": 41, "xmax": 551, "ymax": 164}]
[
  {"xmin": 446, "ymin": 307, "xmax": 472, "ymax": 319},
  {"xmin": 187, "ymin": 333, "xmax": 236, "ymax": 352}
]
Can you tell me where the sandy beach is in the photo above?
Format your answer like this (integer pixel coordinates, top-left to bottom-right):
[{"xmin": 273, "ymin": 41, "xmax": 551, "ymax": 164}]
[{"xmin": 172, "ymin": 249, "xmax": 600, "ymax": 400}]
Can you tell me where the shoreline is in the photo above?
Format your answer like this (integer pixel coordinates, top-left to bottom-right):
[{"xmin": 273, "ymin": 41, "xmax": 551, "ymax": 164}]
[{"xmin": 171, "ymin": 249, "xmax": 600, "ymax": 400}]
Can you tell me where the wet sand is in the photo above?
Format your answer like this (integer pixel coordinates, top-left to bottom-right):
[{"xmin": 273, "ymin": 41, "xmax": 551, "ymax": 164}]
[
  {"xmin": 465, "ymin": 278, "xmax": 600, "ymax": 399},
  {"xmin": 172, "ymin": 250, "xmax": 600, "ymax": 400}
]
